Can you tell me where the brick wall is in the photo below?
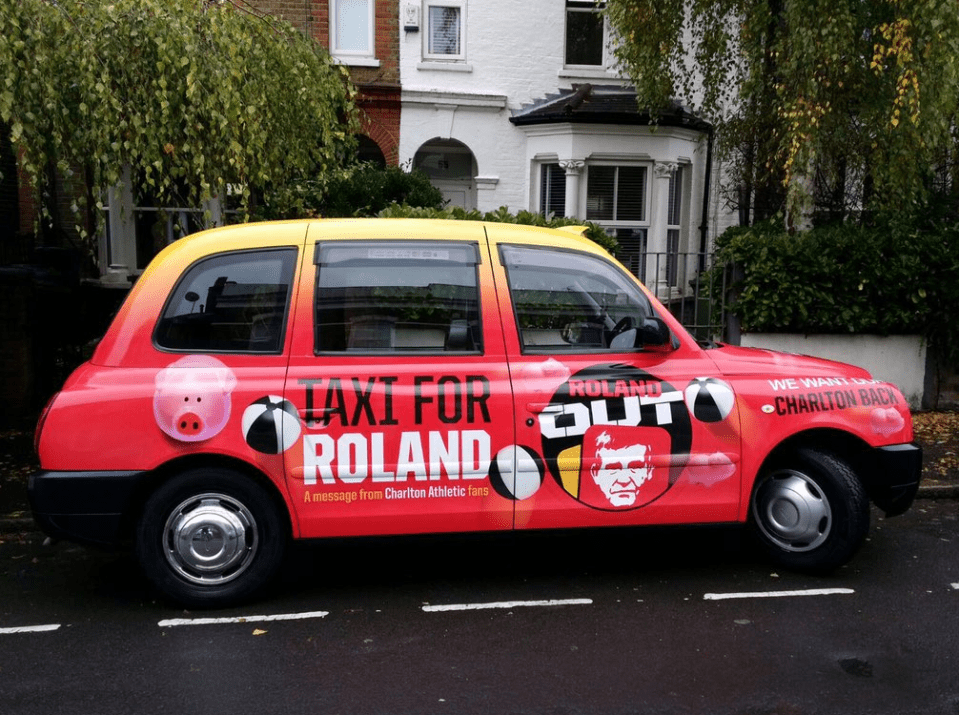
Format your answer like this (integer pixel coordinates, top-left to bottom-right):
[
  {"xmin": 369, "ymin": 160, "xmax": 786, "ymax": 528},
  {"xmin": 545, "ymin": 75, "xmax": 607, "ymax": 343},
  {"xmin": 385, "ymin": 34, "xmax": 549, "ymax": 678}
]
[
  {"xmin": 302, "ymin": 0, "xmax": 402, "ymax": 165},
  {"xmin": 250, "ymin": 0, "xmax": 312, "ymax": 33}
]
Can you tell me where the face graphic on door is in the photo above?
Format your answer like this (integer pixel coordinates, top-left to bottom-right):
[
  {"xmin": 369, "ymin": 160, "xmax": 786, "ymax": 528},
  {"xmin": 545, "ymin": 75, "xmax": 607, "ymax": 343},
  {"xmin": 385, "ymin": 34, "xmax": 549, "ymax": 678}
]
[{"xmin": 537, "ymin": 364, "xmax": 693, "ymax": 511}]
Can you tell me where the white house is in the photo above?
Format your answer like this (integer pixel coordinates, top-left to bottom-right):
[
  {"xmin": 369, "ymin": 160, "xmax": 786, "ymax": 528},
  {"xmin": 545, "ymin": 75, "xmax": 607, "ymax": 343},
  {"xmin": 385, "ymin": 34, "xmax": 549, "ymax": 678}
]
[
  {"xmin": 97, "ymin": 0, "xmax": 738, "ymax": 295},
  {"xmin": 398, "ymin": 0, "xmax": 736, "ymax": 292}
]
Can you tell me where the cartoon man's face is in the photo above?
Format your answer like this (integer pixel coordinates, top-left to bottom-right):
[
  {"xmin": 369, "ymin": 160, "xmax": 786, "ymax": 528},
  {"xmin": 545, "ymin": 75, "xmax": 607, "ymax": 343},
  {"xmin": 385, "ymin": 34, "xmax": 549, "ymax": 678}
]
[{"xmin": 590, "ymin": 432, "xmax": 652, "ymax": 507}]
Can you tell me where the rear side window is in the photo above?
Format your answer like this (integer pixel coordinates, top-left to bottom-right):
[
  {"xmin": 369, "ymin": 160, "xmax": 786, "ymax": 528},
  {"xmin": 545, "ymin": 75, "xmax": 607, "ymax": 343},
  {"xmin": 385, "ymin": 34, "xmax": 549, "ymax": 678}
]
[
  {"xmin": 500, "ymin": 244, "xmax": 653, "ymax": 352},
  {"xmin": 314, "ymin": 241, "xmax": 482, "ymax": 353},
  {"xmin": 155, "ymin": 248, "xmax": 297, "ymax": 353}
]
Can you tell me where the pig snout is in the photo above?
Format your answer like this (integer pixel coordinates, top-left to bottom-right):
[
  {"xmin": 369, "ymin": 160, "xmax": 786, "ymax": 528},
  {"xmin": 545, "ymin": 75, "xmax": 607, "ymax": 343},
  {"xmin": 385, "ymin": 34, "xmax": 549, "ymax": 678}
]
[{"xmin": 174, "ymin": 410, "xmax": 205, "ymax": 437}]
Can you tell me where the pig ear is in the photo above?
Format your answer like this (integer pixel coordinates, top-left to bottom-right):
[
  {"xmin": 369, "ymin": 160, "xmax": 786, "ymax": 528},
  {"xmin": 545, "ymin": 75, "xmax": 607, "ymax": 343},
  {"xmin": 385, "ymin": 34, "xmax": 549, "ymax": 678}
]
[
  {"xmin": 219, "ymin": 367, "xmax": 238, "ymax": 393},
  {"xmin": 155, "ymin": 366, "xmax": 172, "ymax": 389}
]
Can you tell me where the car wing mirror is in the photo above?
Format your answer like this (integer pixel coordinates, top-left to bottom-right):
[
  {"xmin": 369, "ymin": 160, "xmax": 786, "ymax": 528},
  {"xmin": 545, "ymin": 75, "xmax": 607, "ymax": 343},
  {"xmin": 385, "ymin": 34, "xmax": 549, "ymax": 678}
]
[
  {"xmin": 607, "ymin": 317, "xmax": 672, "ymax": 351},
  {"xmin": 638, "ymin": 317, "xmax": 672, "ymax": 349}
]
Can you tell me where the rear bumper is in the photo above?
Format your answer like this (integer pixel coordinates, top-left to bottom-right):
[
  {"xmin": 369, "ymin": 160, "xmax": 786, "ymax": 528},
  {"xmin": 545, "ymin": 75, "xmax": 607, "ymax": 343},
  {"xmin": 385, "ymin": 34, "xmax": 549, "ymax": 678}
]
[
  {"xmin": 863, "ymin": 443, "xmax": 922, "ymax": 517},
  {"xmin": 29, "ymin": 470, "xmax": 149, "ymax": 547}
]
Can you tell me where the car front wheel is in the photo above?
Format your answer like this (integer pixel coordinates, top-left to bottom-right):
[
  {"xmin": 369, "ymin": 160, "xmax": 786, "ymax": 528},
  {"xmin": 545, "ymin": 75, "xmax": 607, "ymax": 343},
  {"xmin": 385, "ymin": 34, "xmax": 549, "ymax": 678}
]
[
  {"xmin": 751, "ymin": 448, "xmax": 869, "ymax": 572},
  {"xmin": 136, "ymin": 468, "xmax": 287, "ymax": 608}
]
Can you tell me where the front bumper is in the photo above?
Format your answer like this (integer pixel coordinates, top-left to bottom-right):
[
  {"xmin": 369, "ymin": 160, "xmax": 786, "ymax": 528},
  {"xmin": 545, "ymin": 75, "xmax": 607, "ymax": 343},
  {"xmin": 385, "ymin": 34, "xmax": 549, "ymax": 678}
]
[
  {"xmin": 862, "ymin": 443, "xmax": 922, "ymax": 517},
  {"xmin": 29, "ymin": 470, "xmax": 149, "ymax": 547}
]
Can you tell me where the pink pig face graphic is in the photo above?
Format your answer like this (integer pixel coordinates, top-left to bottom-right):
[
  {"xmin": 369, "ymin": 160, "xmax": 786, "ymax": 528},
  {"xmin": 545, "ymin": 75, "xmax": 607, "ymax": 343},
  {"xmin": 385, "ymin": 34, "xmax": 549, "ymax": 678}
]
[{"xmin": 154, "ymin": 355, "xmax": 238, "ymax": 442}]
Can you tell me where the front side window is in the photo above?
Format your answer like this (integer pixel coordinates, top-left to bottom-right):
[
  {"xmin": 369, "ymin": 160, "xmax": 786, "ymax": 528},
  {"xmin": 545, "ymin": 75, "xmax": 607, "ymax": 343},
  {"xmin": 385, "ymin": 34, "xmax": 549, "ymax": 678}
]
[
  {"xmin": 501, "ymin": 244, "xmax": 653, "ymax": 353},
  {"xmin": 424, "ymin": 1, "xmax": 465, "ymax": 60},
  {"xmin": 315, "ymin": 241, "xmax": 482, "ymax": 353},
  {"xmin": 155, "ymin": 249, "xmax": 297, "ymax": 353},
  {"xmin": 565, "ymin": 0, "xmax": 605, "ymax": 67},
  {"xmin": 331, "ymin": 0, "xmax": 373, "ymax": 57}
]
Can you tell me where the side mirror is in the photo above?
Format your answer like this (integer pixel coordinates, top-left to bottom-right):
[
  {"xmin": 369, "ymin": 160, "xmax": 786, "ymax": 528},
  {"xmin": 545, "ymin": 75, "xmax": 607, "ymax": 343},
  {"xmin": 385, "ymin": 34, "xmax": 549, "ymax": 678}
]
[
  {"xmin": 639, "ymin": 317, "xmax": 671, "ymax": 348},
  {"xmin": 607, "ymin": 317, "xmax": 672, "ymax": 351}
]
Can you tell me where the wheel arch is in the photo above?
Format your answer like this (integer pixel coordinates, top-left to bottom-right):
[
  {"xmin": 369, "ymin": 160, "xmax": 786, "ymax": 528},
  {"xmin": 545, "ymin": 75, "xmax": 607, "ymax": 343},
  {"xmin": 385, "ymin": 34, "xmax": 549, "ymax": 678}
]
[
  {"xmin": 120, "ymin": 454, "xmax": 294, "ymax": 543},
  {"xmin": 743, "ymin": 427, "xmax": 874, "ymax": 518}
]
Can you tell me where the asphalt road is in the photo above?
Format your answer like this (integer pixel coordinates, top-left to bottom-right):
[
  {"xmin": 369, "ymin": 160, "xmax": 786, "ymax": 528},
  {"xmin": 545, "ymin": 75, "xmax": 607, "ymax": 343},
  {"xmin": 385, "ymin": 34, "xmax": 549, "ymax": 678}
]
[{"xmin": 1, "ymin": 499, "xmax": 957, "ymax": 715}]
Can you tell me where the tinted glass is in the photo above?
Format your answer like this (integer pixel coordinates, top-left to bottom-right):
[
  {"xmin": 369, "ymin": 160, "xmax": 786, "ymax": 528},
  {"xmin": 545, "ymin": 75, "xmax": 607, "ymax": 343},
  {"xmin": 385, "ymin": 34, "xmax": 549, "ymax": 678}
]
[
  {"xmin": 155, "ymin": 248, "xmax": 297, "ymax": 353},
  {"xmin": 315, "ymin": 241, "xmax": 482, "ymax": 353},
  {"xmin": 501, "ymin": 244, "xmax": 653, "ymax": 352}
]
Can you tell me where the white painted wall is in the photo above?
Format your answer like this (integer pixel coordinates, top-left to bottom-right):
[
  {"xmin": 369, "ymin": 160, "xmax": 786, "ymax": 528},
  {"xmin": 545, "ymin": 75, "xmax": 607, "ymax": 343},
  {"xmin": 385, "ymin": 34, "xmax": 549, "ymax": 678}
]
[
  {"xmin": 397, "ymin": 0, "xmax": 730, "ymax": 250},
  {"xmin": 741, "ymin": 333, "xmax": 928, "ymax": 408}
]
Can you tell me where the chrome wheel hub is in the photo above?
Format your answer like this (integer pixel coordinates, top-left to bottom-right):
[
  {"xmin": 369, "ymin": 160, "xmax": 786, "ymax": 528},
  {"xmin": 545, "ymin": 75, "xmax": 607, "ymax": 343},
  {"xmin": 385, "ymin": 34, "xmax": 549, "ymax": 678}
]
[
  {"xmin": 753, "ymin": 470, "xmax": 832, "ymax": 552},
  {"xmin": 163, "ymin": 493, "xmax": 258, "ymax": 585}
]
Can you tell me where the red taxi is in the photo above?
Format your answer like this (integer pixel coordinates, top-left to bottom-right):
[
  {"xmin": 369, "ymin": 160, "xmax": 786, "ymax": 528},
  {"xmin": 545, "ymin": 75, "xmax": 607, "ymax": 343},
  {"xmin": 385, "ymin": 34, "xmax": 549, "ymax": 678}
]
[{"xmin": 30, "ymin": 219, "xmax": 921, "ymax": 606}]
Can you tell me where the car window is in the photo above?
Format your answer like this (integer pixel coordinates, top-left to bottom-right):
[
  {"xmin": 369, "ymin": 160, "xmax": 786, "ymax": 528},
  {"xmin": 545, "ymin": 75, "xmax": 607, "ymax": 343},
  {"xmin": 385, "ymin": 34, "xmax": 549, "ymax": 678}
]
[
  {"xmin": 154, "ymin": 248, "xmax": 297, "ymax": 353},
  {"xmin": 500, "ymin": 244, "xmax": 654, "ymax": 353},
  {"xmin": 314, "ymin": 241, "xmax": 482, "ymax": 353}
]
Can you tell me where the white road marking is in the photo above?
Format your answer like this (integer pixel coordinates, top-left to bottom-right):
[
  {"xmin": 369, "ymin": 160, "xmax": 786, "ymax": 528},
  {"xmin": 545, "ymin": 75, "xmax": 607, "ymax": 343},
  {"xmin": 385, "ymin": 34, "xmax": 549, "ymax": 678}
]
[
  {"xmin": 422, "ymin": 598, "xmax": 593, "ymax": 613},
  {"xmin": 158, "ymin": 610, "xmax": 330, "ymax": 628},
  {"xmin": 951, "ymin": 583, "xmax": 959, "ymax": 590},
  {"xmin": 703, "ymin": 588, "xmax": 855, "ymax": 601},
  {"xmin": 0, "ymin": 624, "xmax": 61, "ymax": 634}
]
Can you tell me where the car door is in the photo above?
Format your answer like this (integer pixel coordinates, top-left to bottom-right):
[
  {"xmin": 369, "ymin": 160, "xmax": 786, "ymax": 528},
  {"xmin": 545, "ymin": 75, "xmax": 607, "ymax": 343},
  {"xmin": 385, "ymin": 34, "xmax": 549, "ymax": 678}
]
[
  {"xmin": 282, "ymin": 224, "xmax": 515, "ymax": 539},
  {"xmin": 489, "ymin": 236, "xmax": 743, "ymax": 530}
]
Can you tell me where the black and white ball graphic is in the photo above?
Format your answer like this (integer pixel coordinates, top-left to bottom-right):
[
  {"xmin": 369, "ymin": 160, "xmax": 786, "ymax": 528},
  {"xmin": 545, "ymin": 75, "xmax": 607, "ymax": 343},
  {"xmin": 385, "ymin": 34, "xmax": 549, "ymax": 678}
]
[
  {"xmin": 684, "ymin": 377, "xmax": 735, "ymax": 423},
  {"xmin": 242, "ymin": 396, "xmax": 302, "ymax": 454},
  {"xmin": 488, "ymin": 445, "xmax": 544, "ymax": 500}
]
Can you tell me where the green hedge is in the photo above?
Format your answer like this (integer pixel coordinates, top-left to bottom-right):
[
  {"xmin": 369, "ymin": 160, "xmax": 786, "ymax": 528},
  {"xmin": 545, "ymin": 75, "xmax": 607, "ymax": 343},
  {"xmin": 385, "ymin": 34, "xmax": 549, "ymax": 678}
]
[
  {"xmin": 377, "ymin": 203, "xmax": 618, "ymax": 254},
  {"xmin": 256, "ymin": 163, "xmax": 445, "ymax": 220},
  {"xmin": 715, "ymin": 220, "xmax": 959, "ymax": 360}
]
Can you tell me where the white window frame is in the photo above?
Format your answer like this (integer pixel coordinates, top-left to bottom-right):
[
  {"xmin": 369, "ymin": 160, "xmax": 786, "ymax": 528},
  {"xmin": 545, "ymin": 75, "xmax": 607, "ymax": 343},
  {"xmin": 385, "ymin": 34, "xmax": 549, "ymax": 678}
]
[
  {"xmin": 330, "ymin": 0, "xmax": 378, "ymax": 66},
  {"xmin": 423, "ymin": 0, "xmax": 466, "ymax": 62},
  {"xmin": 564, "ymin": 0, "xmax": 607, "ymax": 69}
]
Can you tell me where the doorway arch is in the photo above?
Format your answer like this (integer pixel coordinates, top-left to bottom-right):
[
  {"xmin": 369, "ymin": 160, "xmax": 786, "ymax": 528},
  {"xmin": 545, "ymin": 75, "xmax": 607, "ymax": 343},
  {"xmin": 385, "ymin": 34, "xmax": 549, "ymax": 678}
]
[{"xmin": 413, "ymin": 138, "xmax": 477, "ymax": 210}]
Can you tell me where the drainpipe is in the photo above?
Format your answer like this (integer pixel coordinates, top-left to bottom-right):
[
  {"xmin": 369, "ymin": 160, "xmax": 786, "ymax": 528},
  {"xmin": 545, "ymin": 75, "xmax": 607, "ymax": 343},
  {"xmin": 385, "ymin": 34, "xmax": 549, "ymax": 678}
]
[{"xmin": 698, "ymin": 125, "xmax": 714, "ymax": 262}]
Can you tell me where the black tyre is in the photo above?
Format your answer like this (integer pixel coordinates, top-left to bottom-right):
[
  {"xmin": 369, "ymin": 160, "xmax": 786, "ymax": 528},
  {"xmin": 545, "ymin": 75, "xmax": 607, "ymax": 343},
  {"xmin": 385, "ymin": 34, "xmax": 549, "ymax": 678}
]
[
  {"xmin": 750, "ymin": 448, "xmax": 869, "ymax": 572},
  {"xmin": 136, "ymin": 467, "xmax": 287, "ymax": 608}
]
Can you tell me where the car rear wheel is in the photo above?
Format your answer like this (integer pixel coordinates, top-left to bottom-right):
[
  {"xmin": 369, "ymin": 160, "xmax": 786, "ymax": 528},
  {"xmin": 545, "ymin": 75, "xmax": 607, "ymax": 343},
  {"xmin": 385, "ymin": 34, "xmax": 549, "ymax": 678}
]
[
  {"xmin": 751, "ymin": 448, "xmax": 869, "ymax": 572},
  {"xmin": 136, "ymin": 467, "xmax": 287, "ymax": 608}
]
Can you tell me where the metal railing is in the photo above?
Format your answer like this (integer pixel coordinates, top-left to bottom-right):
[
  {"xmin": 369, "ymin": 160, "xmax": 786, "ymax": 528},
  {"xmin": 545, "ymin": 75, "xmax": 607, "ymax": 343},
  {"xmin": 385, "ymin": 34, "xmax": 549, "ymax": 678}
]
[{"xmin": 635, "ymin": 251, "xmax": 733, "ymax": 343}]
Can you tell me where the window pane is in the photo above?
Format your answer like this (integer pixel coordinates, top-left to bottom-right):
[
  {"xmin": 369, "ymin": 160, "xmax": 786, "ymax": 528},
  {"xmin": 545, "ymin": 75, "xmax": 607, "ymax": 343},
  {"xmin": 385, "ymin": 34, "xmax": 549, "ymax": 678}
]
[
  {"xmin": 428, "ymin": 6, "xmax": 461, "ymax": 55},
  {"xmin": 335, "ymin": 0, "xmax": 370, "ymax": 53},
  {"xmin": 540, "ymin": 163, "xmax": 566, "ymax": 218},
  {"xmin": 315, "ymin": 241, "xmax": 482, "ymax": 353},
  {"xmin": 565, "ymin": 6, "xmax": 604, "ymax": 66},
  {"xmin": 155, "ymin": 249, "xmax": 297, "ymax": 353},
  {"xmin": 501, "ymin": 244, "xmax": 652, "ymax": 352},
  {"xmin": 666, "ymin": 229, "xmax": 680, "ymax": 287},
  {"xmin": 667, "ymin": 166, "xmax": 683, "ymax": 226},
  {"xmin": 586, "ymin": 166, "xmax": 615, "ymax": 221},
  {"xmin": 616, "ymin": 166, "xmax": 647, "ymax": 222},
  {"xmin": 615, "ymin": 228, "xmax": 648, "ymax": 280},
  {"xmin": 134, "ymin": 209, "xmax": 205, "ymax": 269}
]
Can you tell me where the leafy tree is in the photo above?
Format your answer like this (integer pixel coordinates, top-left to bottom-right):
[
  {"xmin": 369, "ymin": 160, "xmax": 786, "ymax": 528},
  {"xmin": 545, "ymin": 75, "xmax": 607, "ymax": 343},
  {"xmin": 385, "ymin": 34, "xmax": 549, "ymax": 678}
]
[
  {"xmin": 605, "ymin": 0, "xmax": 959, "ymax": 222},
  {"xmin": 0, "ymin": 0, "xmax": 358, "ymax": 250}
]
